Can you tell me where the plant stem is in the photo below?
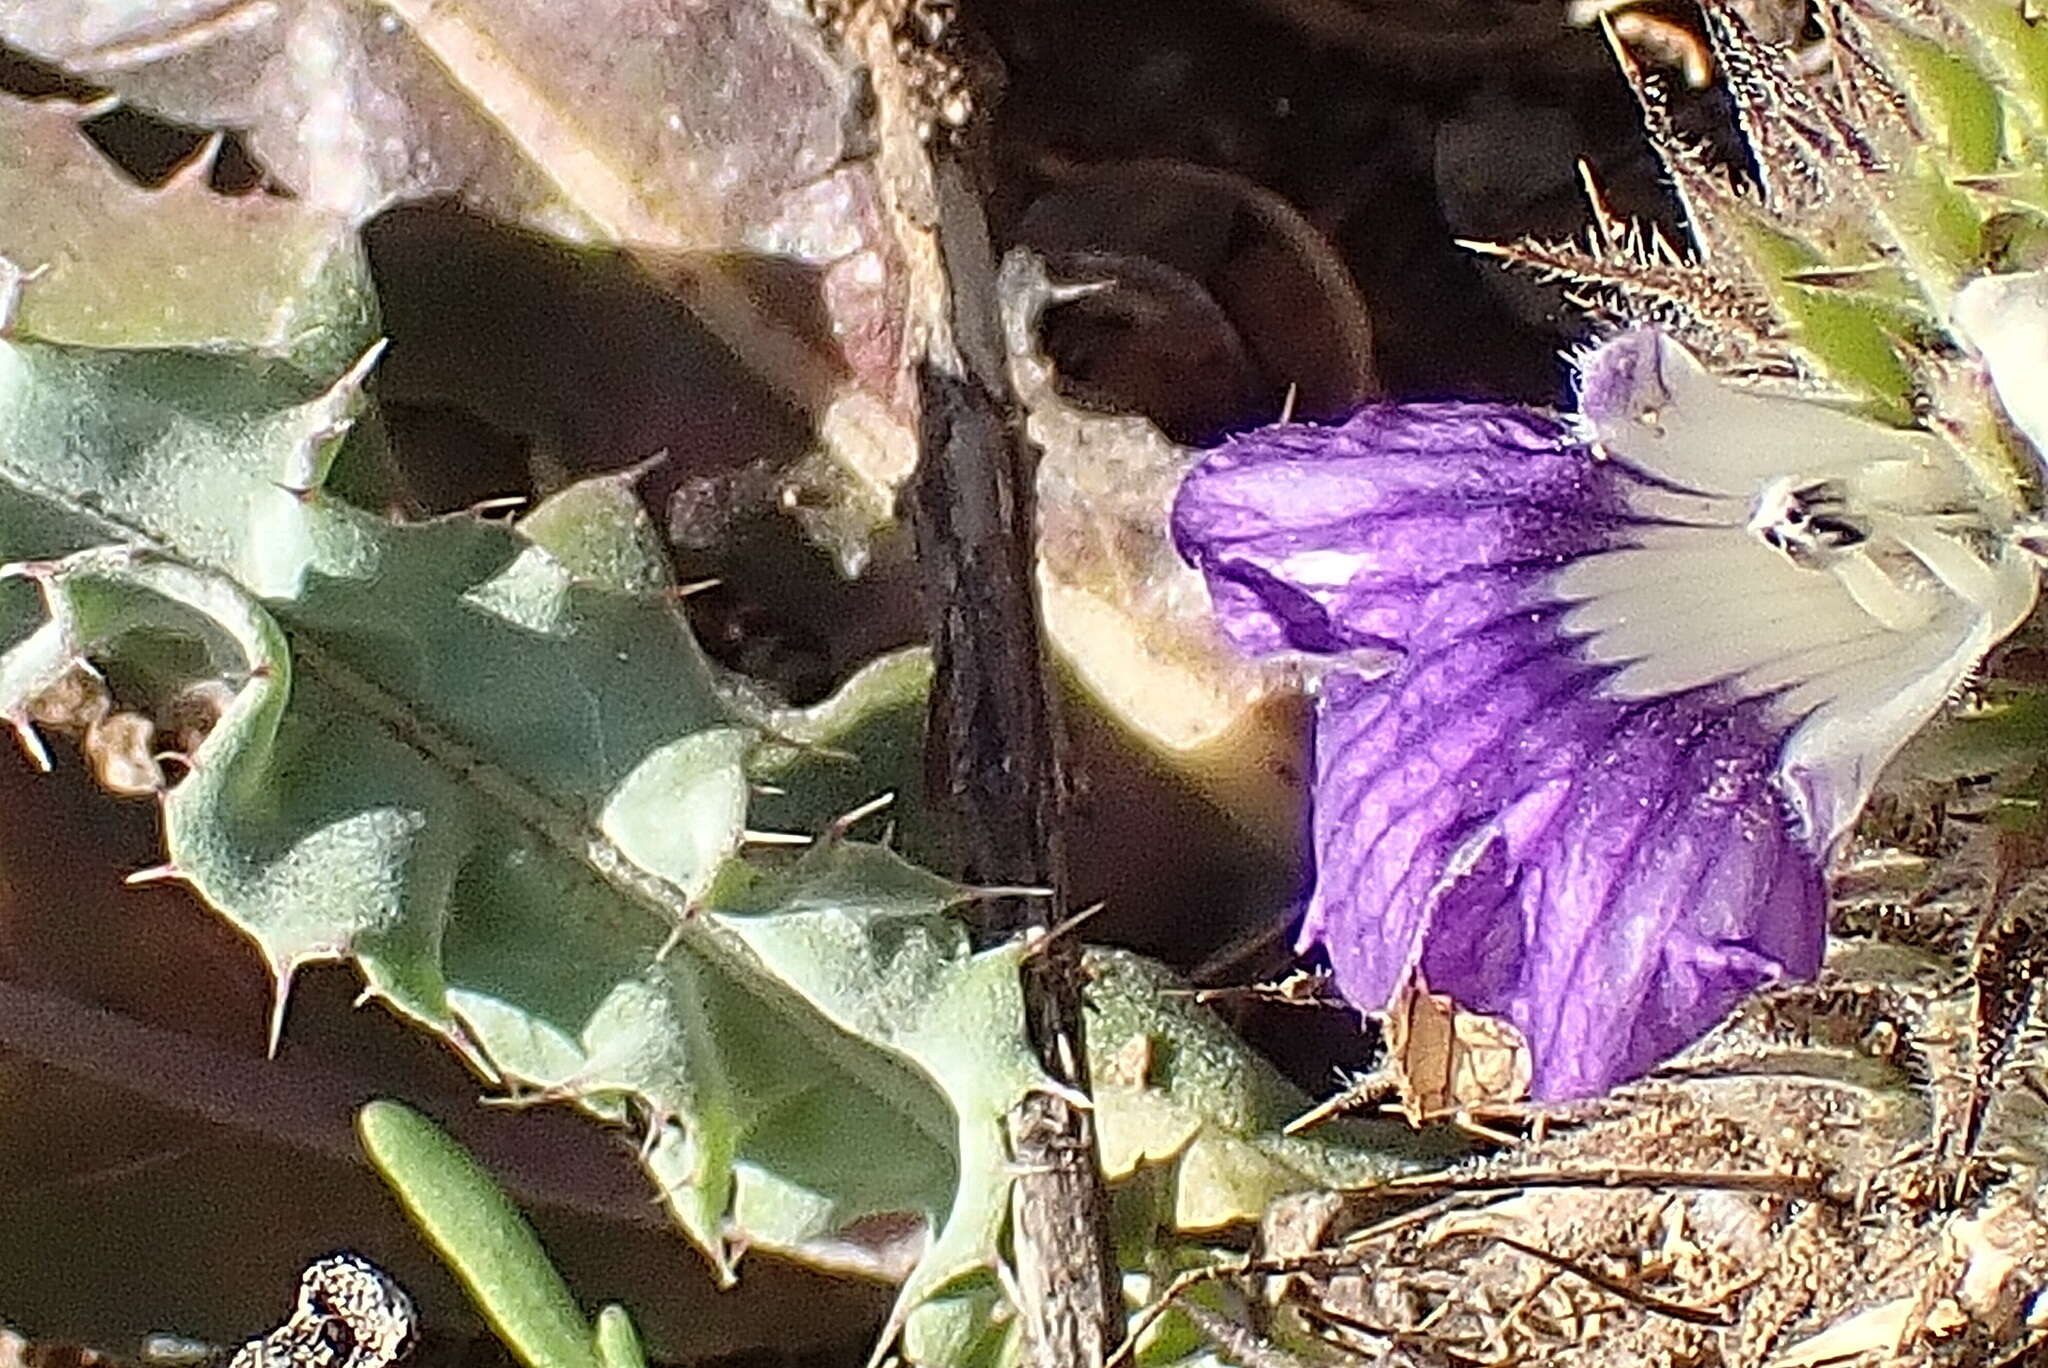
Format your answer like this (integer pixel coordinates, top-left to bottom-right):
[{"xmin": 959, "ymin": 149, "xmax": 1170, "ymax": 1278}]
[{"xmin": 908, "ymin": 153, "xmax": 1123, "ymax": 1367}]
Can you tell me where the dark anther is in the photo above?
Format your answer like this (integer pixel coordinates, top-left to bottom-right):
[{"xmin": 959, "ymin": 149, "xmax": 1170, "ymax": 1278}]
[
  {"xmin": 1806, "ymin": 514, "xmax": 1867, "ymax": 548},
  {"xmin": 1751, "ymin": 477, "xmax": 1870, "ymax": 566}
]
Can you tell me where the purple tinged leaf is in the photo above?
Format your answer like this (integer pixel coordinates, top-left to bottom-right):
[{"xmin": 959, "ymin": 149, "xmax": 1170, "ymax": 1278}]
[{"xmin": 1173, "ymin": 329, "xmax": 2038, "ymax": 1099}]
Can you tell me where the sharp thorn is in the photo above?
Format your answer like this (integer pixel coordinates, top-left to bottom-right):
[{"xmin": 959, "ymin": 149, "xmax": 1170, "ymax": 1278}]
[
  {"xmin": 741, "ymin": 828, "xmax": 811, "ymax": 846},
  {"xmin": 1044, "ymin": 278, "xmax": 1112, "ymax": 306},
  {"xmin": 124, "ymin": 862, "xmax": 185, "ymax": 886},
  {"xmin": 825, "ymin": 790, "xmax": 895, "ymax": 839},
  {"xmin": 162, "ymin": 132, "xmax": 225, "ymax": 193},
  {"xmin": 8, "ymin": 716, "xmax": 51, "ymax": 772},
  {"xmin": 267, "ymin": 963, "xmax": 299, "ymax": 1059},
  {"xmin": 655, "ymin": 924, "xmax": 686, "ymax": 962},
  {"xmin": 0, "ymin": 559, "xmax": 57, "ymax": 583}
]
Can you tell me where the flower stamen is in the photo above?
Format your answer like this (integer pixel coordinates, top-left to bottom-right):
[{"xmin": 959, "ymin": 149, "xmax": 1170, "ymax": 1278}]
[{"xmin": 1748, "ymin": 476, "xmax": 1867, "ymax": 567}]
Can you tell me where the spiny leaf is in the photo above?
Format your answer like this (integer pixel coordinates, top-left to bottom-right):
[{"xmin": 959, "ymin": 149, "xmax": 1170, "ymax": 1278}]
[
  {"xmin": 1461, "ymin": 227, "xmax": 1780, "ymax": 365},
  {"xmin": 1939, "ymin": 0, "xmax": 2048, "ymax": 138},
  {"xmin": 0, "ymin": 328, "xmax": 969, "ymax": 1292},
  {"xmin": 1729, "ymin": 214, "xmax": 1918, "ymax": 418},
  {"xmin": 0, "ymin": 0, "xmax": 932, "ymax": 574},
  {"xmin": 1600, "ymin": 21, "xmax": 1762, "ymax": 272},
  {"xmin": 1850, "ymin": 16, "xmax": 2005, "ymax": 173},
  {"xmin": 1083, "ymin": 951, "xmax": 1460, "ymax": 1232},
  {"xmin": 1703, "ymin": 1, "xmax": 1873, "ymax": 218}
]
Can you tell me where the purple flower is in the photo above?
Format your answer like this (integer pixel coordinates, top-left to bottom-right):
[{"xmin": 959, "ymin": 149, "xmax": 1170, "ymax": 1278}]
[{"xmin": 1173, "ymin": 329, "xmax": 2038, "ymax": 1099}]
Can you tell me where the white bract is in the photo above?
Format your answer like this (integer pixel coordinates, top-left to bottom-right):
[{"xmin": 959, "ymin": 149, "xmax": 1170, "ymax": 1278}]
[{"xmin": 1955, "ymin": 269, "xmax": 2048, "ymax": 467}]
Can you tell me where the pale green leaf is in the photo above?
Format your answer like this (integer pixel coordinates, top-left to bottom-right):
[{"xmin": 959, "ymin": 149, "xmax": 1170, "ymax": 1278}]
[
  {"xmin": 358, "ymin": 1099, "xmax": 603, "ymax": 1368},
  {"xmin": 0, "ymin": 330, "xmax": 965, "ymax": 1293},
  {"xmin": 0, "ymin": 94, "xmax": 374, "ymax": 375}
]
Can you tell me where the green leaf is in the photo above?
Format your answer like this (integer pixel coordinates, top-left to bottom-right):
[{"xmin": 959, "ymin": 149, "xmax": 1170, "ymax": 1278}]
[
  {"xmin": 1873, "ymin": 156, "xmax": 1986, "ymax": 315},
  {"xmin": 1947, "ymin": 0, "xmax": 2048, "ymax": 145},
  {"xmin": 518, "ymin": 470, "xmax": 674, "ymax": 598},
  {"xmin": 357, "ymin": 1100, "xmax": 603, "ymax": 1368},
  {"xmin": 0, "ymin": 330, "xmax": 967, "ymax": 1292},
  {"xmin": 710, "ymin": 842, "xmax": 1046, "ymax": 1319},
  {"xmin": 748, "ymin": 645, "xmax": 939, "ymax": 862},
  {"xmin": 0, "ymin": 94, "xmax": 375, "ymax": 376},
  {"xmin": 1861, "ymin": 23, "xmax": 2005, "ymax": 176},
  {"xmin": 1891, "ymin": 684, "xmax": 2048, "ymax": 784},
  {"xmin": 592, "ymin": 1306, "xmax": 650, "ymax": 1368},
  {"xmin": 1728, "ymin": 217, "xmax": 1915, "ymax": 421},
  {"xmin": 1084, "ymin": 951, "xmax": 1455, "ymax": 1232}
]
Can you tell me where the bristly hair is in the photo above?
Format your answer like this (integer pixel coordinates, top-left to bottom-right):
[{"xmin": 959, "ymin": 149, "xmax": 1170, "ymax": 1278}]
[
  {"xmin": 1708, "ymin": 1, "xmax": 1911, "ymax": 207},
  {"xmin": 1462, "ymin": 163, "xmax": 1789, "ymax": 372},
  {"xmin": 1602, "ymin": 21, "xmax": 1761, "ymax": 270},
  {"xmin": 1464, "ymin": 2, "xmax": 2000, "ymax": 398}
]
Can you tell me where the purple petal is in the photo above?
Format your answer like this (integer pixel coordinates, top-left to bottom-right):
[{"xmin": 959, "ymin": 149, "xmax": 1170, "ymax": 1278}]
[
  {"xmin": 1168, "ymin": 410, "xmax": 1810, "ymax": 1098},
  {"xmin": 1171, "ymin": 405, "xmax": 1625, "ymax": 662}
]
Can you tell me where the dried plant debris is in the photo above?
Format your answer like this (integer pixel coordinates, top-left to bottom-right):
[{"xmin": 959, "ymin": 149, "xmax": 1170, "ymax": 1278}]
[
  {"xmin": 998, "ymin": 248, "xmax": 1308, "ymax": 851},
  {"xmin": 1374, "ymin": 983, "xmax": 1534, "ymax": 1129},
  {"xmin": 6, "ymin": 1256, "xmax": 424, "ymax": 1368},
  {"xmin": 1285, "ymin": 983, "xmax": 1534, "ymax": 1138},
  {"xmin": 805, "ymin": 0, "xmax": 974, "ymax": 144},
  {"xmin": 13, "ymin": 659, "xmax": 238, "ymax": 799},
  {"xmin": 1963, "ymin": 887, "xmax": 2048, "ymax": 1161},
  {"xmin": 1010, "ymin": 158, "xmax": 1379, "ymax": 438},
  {"xmin": 1252, "ymin": 1062, "xmax": 2037, "ymax": 1362},
  {"xmin": 227, "ymin": 1255, "xmax": 415, "ymax": 1368},
  {"xmin": 1213, "ymin": 910, "xmax": 2048, "ymax": 1368}
]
